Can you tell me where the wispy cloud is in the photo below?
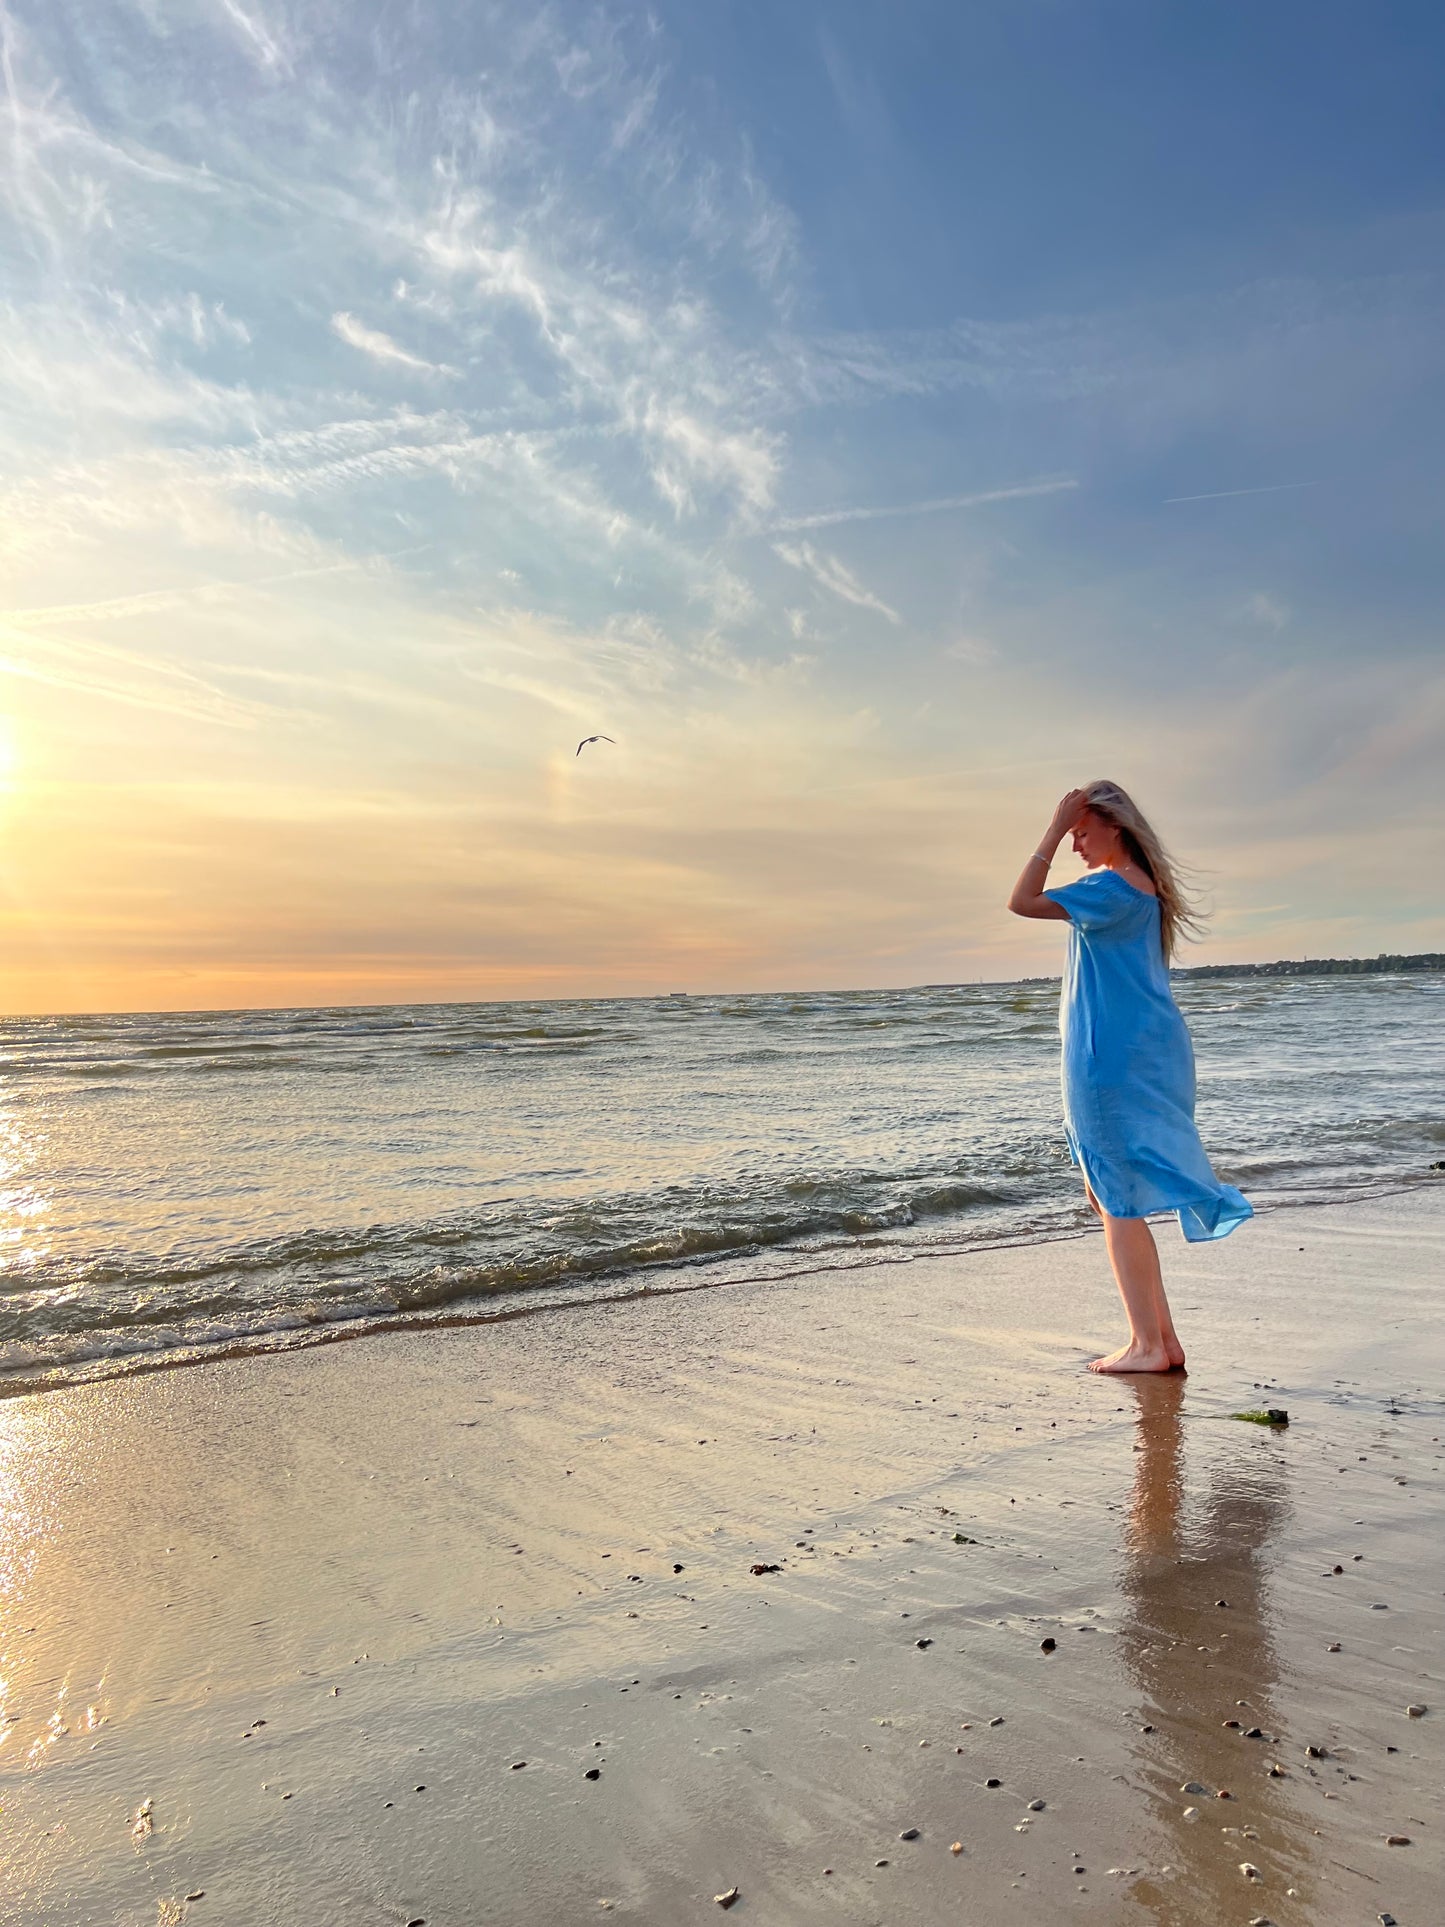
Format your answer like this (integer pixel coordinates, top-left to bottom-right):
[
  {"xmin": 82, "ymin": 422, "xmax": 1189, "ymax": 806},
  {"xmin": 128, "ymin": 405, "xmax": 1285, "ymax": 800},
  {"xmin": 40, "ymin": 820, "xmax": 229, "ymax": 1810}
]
[
  {"xmin": 773, "ymin": 540, "xmax": 900, "ymax": 624},
  {"xmin": 213, "ymin": 0, "xmax": 296, "ymax": 76},
  {"xmin": 942, "ymin": 635, "xmax": 999, "ymax": 666},
  {"xmin": 331, "ymin": 312, "xmax": 457, "ymax": 379},
  {"xmin": 0, "ymin": 559, "xmax": 367, "ymax": 627},
  {"xmin": 1241, "ymin": 592, "xmax": 1290, "ymax": 632},
  {"xmin": 0, "ymin": 615, "xmax": 272, "ymax": 726},
  {"xmin": 641, "ymin": 400, "xmax": 780, "ymax": 518}
]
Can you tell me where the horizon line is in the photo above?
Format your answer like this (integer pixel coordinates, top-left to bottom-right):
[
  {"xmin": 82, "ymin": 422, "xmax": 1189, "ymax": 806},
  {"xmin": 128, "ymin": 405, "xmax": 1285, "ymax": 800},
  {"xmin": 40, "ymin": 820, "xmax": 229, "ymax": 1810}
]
[{"xmin": 3, "ymin": 949, "xmax": 1439, "ymax": 1023}]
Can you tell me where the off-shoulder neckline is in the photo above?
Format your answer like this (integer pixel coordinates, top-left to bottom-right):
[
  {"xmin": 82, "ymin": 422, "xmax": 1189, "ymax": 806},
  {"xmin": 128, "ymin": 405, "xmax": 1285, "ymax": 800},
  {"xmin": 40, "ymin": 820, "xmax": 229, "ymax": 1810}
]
[{"xmin": 1095, "ymin": 867, "xmax": 1158, "ymax": 901}]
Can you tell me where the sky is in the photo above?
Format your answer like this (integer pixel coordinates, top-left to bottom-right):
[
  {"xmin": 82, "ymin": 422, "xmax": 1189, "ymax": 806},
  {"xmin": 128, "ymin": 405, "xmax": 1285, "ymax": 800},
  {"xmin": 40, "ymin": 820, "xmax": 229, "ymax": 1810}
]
[{"xmin": 1, "ymin": 0, "xmax": 1442, "ymax": 1014}]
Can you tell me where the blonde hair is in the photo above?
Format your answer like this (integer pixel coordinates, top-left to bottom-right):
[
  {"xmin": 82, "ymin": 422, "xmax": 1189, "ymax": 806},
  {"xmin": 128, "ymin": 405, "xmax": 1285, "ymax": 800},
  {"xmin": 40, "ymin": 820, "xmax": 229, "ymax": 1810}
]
[{"xmin": 1081, "ymin": 779, "xmax": 1205, "ymax": 963}]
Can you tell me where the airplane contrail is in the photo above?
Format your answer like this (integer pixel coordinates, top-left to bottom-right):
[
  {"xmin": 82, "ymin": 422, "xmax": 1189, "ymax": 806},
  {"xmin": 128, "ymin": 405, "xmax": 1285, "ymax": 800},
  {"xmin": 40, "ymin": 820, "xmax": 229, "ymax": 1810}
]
[
  {"xmin": 1163, "ymin": 481, "xmax": 1318, "ymax": 504},
  {"xmin": 771, "ymin": 477, "xmax": 1077, "ymax": 532}
]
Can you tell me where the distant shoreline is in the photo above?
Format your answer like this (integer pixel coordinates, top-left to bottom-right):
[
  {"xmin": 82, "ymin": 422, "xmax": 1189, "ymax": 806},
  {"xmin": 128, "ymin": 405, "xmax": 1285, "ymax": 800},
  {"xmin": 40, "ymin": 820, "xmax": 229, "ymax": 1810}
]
[
  {"xmin": 977, "ymin": 951, "xmax": 1445, "ymax": 988},
  {"xmin": 1174, "ymin": 950, "xmax": 1445, "ymax": 979}
]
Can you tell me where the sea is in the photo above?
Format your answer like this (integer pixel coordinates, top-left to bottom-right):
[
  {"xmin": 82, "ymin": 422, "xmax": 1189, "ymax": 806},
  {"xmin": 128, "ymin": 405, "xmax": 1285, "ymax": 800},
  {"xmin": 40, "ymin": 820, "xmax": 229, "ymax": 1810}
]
[{"xmin": 1, "ymin": 971, "xmax": 1441, "ymax": 1395}]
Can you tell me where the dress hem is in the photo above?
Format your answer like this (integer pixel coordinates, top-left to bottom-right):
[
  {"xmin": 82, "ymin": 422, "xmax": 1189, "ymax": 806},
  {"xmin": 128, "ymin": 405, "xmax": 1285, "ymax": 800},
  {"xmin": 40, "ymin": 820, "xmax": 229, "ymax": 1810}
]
[{"xmin": 1064, "ymin": 1129, "xmax": 1253, "ymax": 1243}]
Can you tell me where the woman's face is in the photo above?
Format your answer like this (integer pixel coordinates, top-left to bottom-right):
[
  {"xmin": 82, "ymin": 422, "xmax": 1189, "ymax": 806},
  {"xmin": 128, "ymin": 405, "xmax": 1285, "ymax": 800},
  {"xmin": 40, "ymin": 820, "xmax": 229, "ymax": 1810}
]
[{"xmin": 1071, "ymin": 807, "xmax": 1121, "ymax": 868}]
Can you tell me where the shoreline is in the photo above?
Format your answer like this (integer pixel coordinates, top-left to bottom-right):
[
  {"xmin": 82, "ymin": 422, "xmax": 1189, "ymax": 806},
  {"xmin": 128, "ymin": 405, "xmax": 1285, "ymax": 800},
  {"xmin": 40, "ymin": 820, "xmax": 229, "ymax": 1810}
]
[
  {"xmin": 3, "ymin": 1188, "xmax": 1441, "ymax": 1923},
  {"xmin": 5, "ymin": 1173, "xmax": 1440, "ymax": 1405}
]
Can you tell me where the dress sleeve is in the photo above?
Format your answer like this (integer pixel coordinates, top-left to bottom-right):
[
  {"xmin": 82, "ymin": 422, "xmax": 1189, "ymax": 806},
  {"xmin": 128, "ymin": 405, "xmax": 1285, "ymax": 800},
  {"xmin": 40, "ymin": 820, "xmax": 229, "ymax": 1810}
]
[{"xmin": 1043, "ymin": 872, "xmax": 1125, "ymax": 931}]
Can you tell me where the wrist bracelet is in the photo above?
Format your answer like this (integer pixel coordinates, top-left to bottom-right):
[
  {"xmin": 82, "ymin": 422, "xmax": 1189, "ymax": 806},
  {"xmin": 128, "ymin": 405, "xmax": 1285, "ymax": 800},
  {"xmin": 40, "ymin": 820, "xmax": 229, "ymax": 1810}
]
[{"xmin": 1031, "ymin": 850, "xmax": 1052, "ymax": 866}]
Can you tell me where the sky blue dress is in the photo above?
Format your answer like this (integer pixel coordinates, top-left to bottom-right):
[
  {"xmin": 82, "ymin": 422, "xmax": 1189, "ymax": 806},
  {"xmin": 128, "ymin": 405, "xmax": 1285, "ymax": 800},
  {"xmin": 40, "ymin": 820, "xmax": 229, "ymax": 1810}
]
[{"xmin": 1042, "ymin": 868, "xmax": 1252, "ymax": 1241}]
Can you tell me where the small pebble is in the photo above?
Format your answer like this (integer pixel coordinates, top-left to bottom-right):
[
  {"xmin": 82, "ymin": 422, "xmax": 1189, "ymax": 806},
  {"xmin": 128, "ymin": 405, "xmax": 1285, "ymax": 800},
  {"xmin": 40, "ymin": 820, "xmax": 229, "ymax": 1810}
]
[
  {"xmin": 1244, "ymin": 1727, "xmax": 1264, "ymax": 1739},
  {"xmin": 1181, "ymin": 1781, "xmax": 1207, "ymax": 1794},
  {"xmin": 584, "ymin": 1768, "xmax": 600, "ymax": 1780},
  {"xmin": 1380, "ymin": 1913, "xmax": 1398, "ymax": 1924},
  {"xmin": 1406, "ymin": 1703, "xmax": 1427, "ymax": 1717},
  {"xmin": 714, "ymin": 1887, "xmax": 739, "ymax": 1909},
  {"xmin": 900, "ymin": 1828, "xmax": 920, "ymax": 1840},
  {"xmin": 915, "ymin": 1638, "xmax": 932, "ymax": 1649},
  {"xmin": 1026, "ymin": 1800, "xmax": 1045, "ymax": 1811},
  {"xmin": 985, "ymin": 1778, "xmax": 1002, "ymax": 1788},
  {"xmin": 1040, "ymin": 1637, "xmax": 1056, "ymax": 1652},
  {"xmin": 875, "ymin": 1858, "xmax": 889, "ymax": 1868},
  {"xmin": 1268, "ymin": 1763, "xmax": 1287, "ymax": 1778},
  {"xmin": 510, "ymin": 1762, "xmax": 526, "ymax": 1771},
  {"xmin": 1306, "ymin": 1745, "xmax": 1328, "ymax": 1759},
  {"xmin": 1183, "ymin": 1806, "xmax": 1200, "ymax": 1821},
  {"xmin": 989, "ymin": 1716, "xmax": 1004, "ymax": 1727},
  {"xmin": 949, "ymin": 1842, "xmax": 962, "ymax": 1855},
  {"xmin": 1385, "ymin": 1834, "xmax": 1411, "ymax": 1846},
  {"xmin": 1239, "ymin": 1861, "xmax": 1261, "ymax": 1879},
  {"xmin": 1327, "ymin": 1642, "xmax": 1341, "ymax": 1652}
]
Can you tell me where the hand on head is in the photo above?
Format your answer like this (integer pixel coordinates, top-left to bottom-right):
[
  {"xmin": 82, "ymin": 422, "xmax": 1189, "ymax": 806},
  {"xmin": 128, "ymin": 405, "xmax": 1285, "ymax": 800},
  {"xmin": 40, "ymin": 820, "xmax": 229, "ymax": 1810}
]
[{"xmin": 1049, "ymin": 788, "xmax": 1089, "ymax": 839}]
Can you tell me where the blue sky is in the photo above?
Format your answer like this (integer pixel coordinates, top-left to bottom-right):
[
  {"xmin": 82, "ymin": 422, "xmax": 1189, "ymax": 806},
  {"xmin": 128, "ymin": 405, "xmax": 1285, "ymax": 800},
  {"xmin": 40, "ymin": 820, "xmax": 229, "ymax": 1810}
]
[{"xmin": 1, "ymin": 1, "xmax": 1441, "ymax": 1010}]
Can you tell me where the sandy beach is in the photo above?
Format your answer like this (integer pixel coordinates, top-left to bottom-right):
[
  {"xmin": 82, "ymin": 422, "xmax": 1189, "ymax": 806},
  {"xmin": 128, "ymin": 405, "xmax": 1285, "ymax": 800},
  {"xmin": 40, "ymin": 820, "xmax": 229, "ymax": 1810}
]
[{"xmin": 3, "ymin": 1188, "xmax": 1441, "ymax": 1926}]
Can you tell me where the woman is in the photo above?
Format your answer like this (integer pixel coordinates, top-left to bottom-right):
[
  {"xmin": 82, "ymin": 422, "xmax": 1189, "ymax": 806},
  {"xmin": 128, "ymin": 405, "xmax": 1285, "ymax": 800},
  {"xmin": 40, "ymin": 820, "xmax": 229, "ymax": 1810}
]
[{"xmin": 1008, "ymin": 781, "xmax": 1251, "ymax": 1373}]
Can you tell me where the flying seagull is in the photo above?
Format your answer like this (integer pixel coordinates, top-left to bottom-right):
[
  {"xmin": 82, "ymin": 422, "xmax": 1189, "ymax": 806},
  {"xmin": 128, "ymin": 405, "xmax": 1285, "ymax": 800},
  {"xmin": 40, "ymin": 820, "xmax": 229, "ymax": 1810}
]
[{"xmin": 576, "ymin": 735, "xmax": 616, "ymax": 756}]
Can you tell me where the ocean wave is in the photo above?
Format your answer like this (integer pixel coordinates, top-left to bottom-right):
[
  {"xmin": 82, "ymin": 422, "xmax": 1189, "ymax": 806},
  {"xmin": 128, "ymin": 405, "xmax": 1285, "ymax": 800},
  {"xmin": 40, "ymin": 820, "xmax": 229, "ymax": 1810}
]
[
  {"xmin": 0, "ymin": 1169, "xmax": 1037, "ymax": 1390},
  {"xmin": 3, "ymin": 1165, "xmax": 1439, "ymax": 1398}
]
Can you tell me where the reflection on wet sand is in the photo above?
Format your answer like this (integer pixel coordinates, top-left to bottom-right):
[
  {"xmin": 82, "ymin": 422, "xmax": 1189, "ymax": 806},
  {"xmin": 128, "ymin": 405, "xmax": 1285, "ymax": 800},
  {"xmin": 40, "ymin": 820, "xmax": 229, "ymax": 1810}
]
[{"xmin": 1115, "ymin": 1374, "xmax": 1316, "ymax": 1925}]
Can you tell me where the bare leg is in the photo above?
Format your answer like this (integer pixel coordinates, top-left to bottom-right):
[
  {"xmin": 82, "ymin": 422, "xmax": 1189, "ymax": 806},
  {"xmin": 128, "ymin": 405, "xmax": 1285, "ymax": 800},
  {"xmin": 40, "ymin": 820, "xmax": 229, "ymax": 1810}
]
[
  {"xmin": 1151, "ymin": 1270, "xmax": 1186, "ymax": 1370},
  {"xmin": 1086, "ymin": 1200, "xmax": 1185, "ymax": 1374},
  {"xmin": 1083, "ymin": 1183, "xmax": 1185, "ymax": 1370}
]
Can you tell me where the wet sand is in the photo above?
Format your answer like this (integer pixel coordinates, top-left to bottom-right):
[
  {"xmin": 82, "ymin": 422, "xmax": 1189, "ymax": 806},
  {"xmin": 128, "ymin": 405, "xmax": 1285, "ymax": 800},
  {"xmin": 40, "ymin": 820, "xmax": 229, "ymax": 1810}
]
[{"xmin": 3, "ymin": 1189, "xmax": 1441, "ymax": 1925}]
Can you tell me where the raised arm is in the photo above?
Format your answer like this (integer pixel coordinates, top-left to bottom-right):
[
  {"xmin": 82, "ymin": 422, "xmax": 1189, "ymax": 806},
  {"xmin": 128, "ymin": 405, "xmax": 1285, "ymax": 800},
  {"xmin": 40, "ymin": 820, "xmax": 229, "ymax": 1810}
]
[{"xmin": 1007, "ymin": 789, "xmax": 1086, "ymax": 920}]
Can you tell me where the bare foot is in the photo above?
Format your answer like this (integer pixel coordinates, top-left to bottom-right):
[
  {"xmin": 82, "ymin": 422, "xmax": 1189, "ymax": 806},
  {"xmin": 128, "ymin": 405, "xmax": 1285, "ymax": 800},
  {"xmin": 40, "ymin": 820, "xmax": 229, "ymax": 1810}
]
[
  {"xmin": 1164, "ymin": 1339, "xmax": 1187, "ymax": 1370},
  {"xmin": 1087, "ymin": 1342, "xmax": 1176, "ymax": 1374}
]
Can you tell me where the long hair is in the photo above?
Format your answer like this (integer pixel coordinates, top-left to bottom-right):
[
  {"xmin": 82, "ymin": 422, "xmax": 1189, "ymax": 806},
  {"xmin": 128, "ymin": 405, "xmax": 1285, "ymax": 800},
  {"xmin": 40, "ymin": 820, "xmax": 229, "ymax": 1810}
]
[{"xmin": 1081, "ymin": 780, "xmax": 1205, "ymax": 963}]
